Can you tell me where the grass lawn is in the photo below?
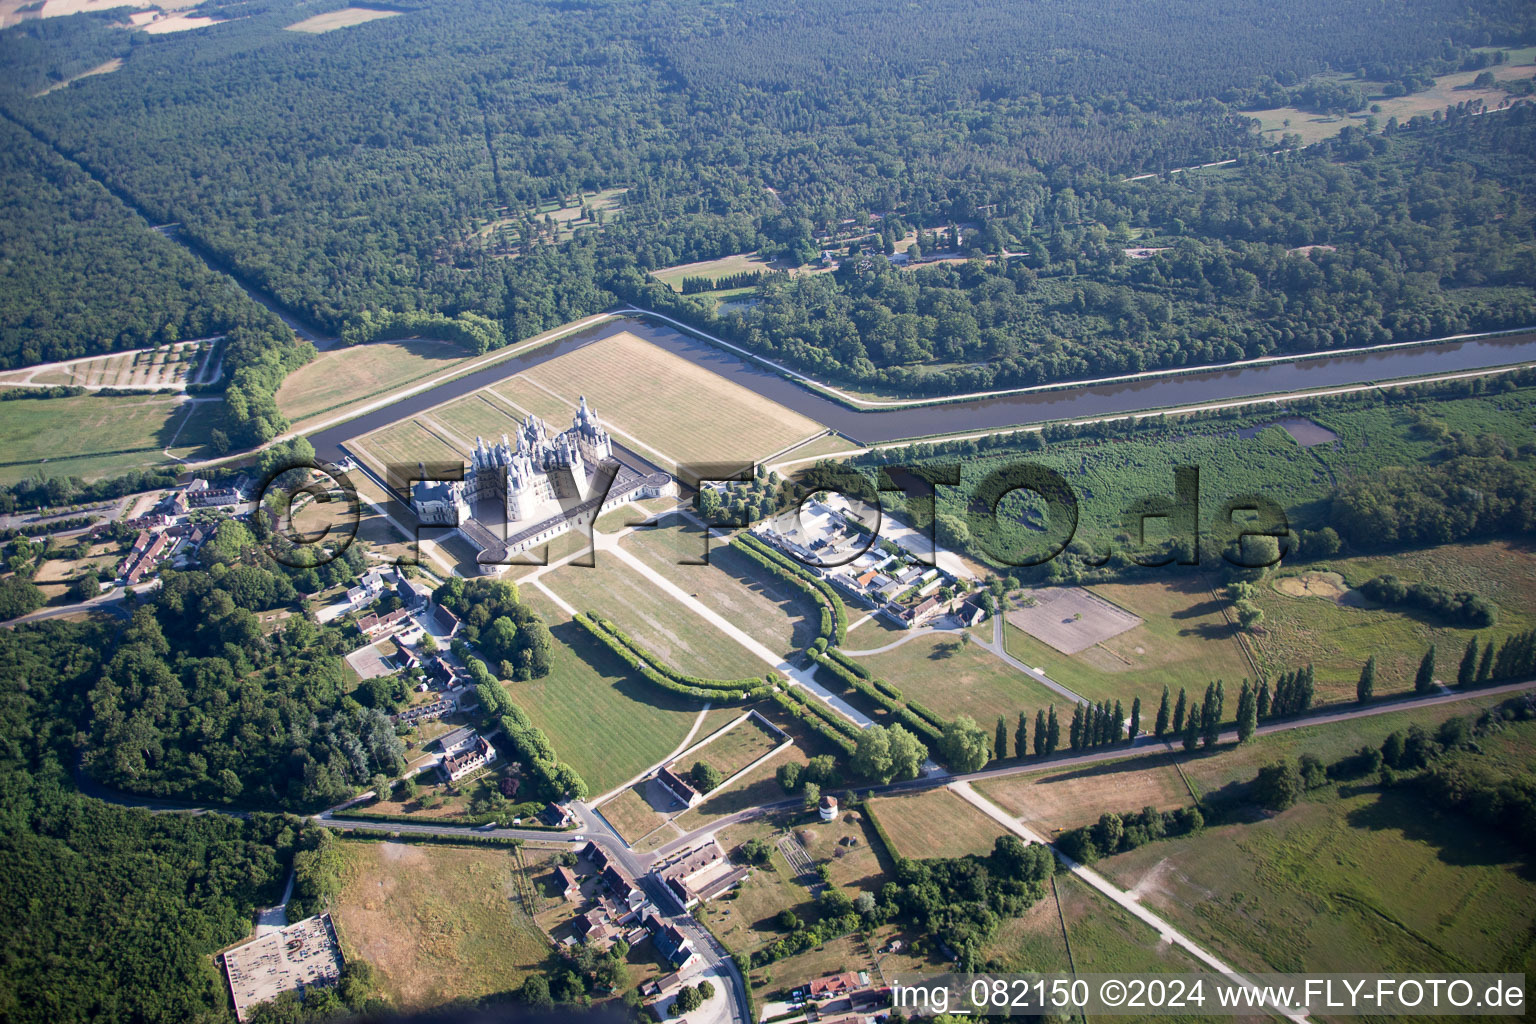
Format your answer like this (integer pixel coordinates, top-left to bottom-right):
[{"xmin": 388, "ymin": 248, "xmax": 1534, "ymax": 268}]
[
  {"xmin": 866, "ymin": 787, "xmax": 1010, "ymax": 860},
  {"xmin": 650, "ymin": 251, "xmax": 793, "ymax": 291},
  {"xmin": 1098, "ymin": 771, "xmax": 1536, "ymax": 977},
  {"xmin": 514, "ymin": 588, "xmax": 713, "ymax": 797},
  {"xmin": 596, "ymin": 785, "xmax": 670, "ymax": 846},
  {"xmin": 516, "ymin": 330, "xmax": 825, "ymax": 471},
  {"xmin": 620, "ymin": 515, "xmax": 821, "ymax": 660},
  {"xmin": 538, "ymin": 554, "xmax": 769, "ymax": 680},
  {"xmin": 656, "ymin": 741, "xmax": 808, "ymax": 846},
  {"xmin": 685, "ymin": 714, "xmax": 783, "ymax": 781},
  {"xmin": 328, "ymin": 838, "xmax": 550, "ymax": 1009},
  {"xmin": 1004, "ymin": 576, "xmax": 1255, "ymax": 713},
  {"xmin": 851, "ymin": 631, "xmax": 1069, "ymax": 726},
  {"xmin": 1249, "ymin": 539, "xmax": 1536, "ymax": 703},
  {"xmin": 0, "ymin": 392, "xmax": 221, "ymax": 484},
  {"xmin": 281, "ymin": 338, "xmax": 483, "ymax": 426}
]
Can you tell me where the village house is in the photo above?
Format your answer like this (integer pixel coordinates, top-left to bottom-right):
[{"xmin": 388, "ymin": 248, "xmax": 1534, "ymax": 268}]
[
  {"xmin": 656, "ymin": 765, "xmax": 701, "ymax": 808},
  {"xmin": 554, "ymin": 865, "xmax": 580, "ymax": 902},
  {"xmin": 658, "ymin": 838, "xmax": 751, "ymax": 911}
]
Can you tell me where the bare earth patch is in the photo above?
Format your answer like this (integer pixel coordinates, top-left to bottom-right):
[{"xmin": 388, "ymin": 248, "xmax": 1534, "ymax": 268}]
[
  {"xmin": 1007, "ymin": 586, "xmax": 1142, "ymax": 655},
  {"xmin": 285, "ymin": 7, "xmax": 401, "ymax": 33},
  {"xmin": 1273, "ymin": 571, "xmax": 1350, "ymax": 602}
]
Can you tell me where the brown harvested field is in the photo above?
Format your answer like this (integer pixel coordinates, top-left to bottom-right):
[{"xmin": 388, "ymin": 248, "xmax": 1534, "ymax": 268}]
[
  {"xmin": 285, "ymin": 6, "xmax": 401, "ymax": 32},
  {"xmin": 975, "ymin": 751, "xmax": 1192, "ymax": 835},
  {"xmin": 866, "ymin": 786, "xmax": 1010, "ymax": 860},
  {"xmin": 278, "ymin": 338, "xmax": 479, "ymax": 425},
  {"xmin": 850, "ymin": 631, "xmax": 1066, "ymax": 726},
  {"xmin": 1248, "ymin": 61, "xmax": 1536, "ymax": 145},
  {"xmin": 328, "ymin": 839, "xmax": 550, "ymax": 1009},
  {"xmin": 515, "ymin": 330, "xmax": 825, "ymax": 471},
  {"xmin": 1006, "ymin": 585, "xmax": 1142, "ymax": 655}
]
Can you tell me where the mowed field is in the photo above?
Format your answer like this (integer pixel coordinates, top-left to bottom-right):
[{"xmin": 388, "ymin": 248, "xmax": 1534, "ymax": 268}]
[
  {"xmin": 851, "ymin": 631, "xmax": 1067, "ymax": 727},
  {"xmin": 649, "ymin": 252, "xmax": 794, "ymax": 291},
  {"xmin": 276, "ymin": 337, "xmax": 482, "ymax": 426},
  {"xmin": 346, "ymin": 333, "xmax": 824, "ymax": 480},
  {"xmin": 285, "ymin": 6, "xmax": 401, "ymax": 33},
  {"xmin": 0, "ymin": 392, "xmax": 219, "ymax": 484},
  {"xmin": 328, "ymin": 839, "xmax": 550, "ymax": 1009},
  {"xmin": 1004, "ymin": 576, "xmax": 1255, "ymax": 713},
  {"xmin": 619, "ymin": 515, "xmax": 822, "ymax": 659},
  {"xmin": 516, "ymin": 331, "xmax": 825, "ymax": 471},
  {"xmin": 984, "ymin": 872, "xmax": 1211, "ymax": 1007},
  {"xmin": 537, "ymin": 553, "xmax": 769, "ymax": 680},
  {"xmin": 866, "ymin": 786, "xmax": 1011, "ymax": 860},
  {"xmin": 1249, "ymin": 539, "xmax": 1536, "ymax": 703},
  {"xmin": 516, "ymin": 588, "xmax": 716, "ymax": 796},
  {"xmin": 976, "ymin": 750, "xmax": 1192, "ymax": 835},
  {"xmin": 1, "ymin": 340, "xmax": 215, "ymax": 389}
]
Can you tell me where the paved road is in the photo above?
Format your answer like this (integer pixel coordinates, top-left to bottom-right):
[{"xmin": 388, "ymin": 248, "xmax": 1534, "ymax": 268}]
[
  {"xmin": 650, "ymin": 676, "xmax": 1536, "ymax": 856},
  {"xmin": 978, "ymin": 612, "xmax": 1087, "ymax": 705}
]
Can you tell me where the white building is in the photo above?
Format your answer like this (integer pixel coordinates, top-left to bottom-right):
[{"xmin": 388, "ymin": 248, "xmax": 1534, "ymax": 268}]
[{"xmin": 411, "ymin": 398, "xmax": 675, "ymax": 573}]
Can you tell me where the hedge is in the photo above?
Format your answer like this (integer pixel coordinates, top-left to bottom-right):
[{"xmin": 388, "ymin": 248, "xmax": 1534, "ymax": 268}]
[
  {"xmin": 826, "ymin": 647, "xmax": 905, "ymax": 701},
  {"xmin": 330, "ymin": 803, "xmax": 557, "ymax": 829},
  {"xmin": 462, "ymin": 654, "xmax": 589, "ymax": 800},
  {"xmin": 330, "ymin": 828, "xmax": 525, "ymax": 849},
  {"xmin": 771, "ymin": 687, "xmax": 859, "ymax": 755},
  {"xmin": 575, "ymin": 612, "xmax": 770, "ymax": 703},
  {"xmin": 734, "ymin": 533, "xmax": 847, "ymax": 644},
  {"xmin": 808, "ymin": 649, "xmax": 943, "ymax": 741}
]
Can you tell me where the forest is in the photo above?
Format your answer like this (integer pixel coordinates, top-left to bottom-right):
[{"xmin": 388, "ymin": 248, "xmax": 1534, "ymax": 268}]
[{"xmin": 0, "ymin": 0, "xmax": 1531, "ymax": 459}]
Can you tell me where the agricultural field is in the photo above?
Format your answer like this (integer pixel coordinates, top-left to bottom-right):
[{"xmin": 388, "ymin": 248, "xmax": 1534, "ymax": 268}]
[
  {"xmin": 285, "ymin": 6, "xmax": 402, "ymax": 33},
  {"xmin": 0, "ymin": 392, "xmax": 220, "ymax": 485},
  {"xmin": 866, "ymin": 786, "xmax": 1011, "ymax": 860},
  {"xmin": 1248, "ymin": 539, "xmax": 1536, "ymax": 702},
  {"xmin": 976, "ymin": 750, "xmax": 1193, "ymax": 836},
  {"xmin": 1098, "ymin": 754, "xmax": 1536, "ymax": 977},
  {"xmin": 985, "ymin": 873, "xmax": 1211, "ymax": 997},
  {"xmin": 538, "ymin": 553, "xmax": 770, "ymax": 680},
  {"xmin": 619, "ymin": 515, "xmax": 822, "ymax": 659},
  {"xmin": 512, "ymin": 589, "xmax": 716, "ymax": 797},
  {"xmin": 328, "ymin": 839, "xmax": 551, "ymax": 1010},
  {"xmin": 515, "ymin": 331, "xmax": 826, "ymax": 471},
  {"xmin": 850, "ymin": 631, "xmax": 1067, "ymax": 727},
  {"xmin": 1248, "ymin": 58, "xmax": 1536, "ymax": 146},
  {"xmin": 1004, "ymin": 577, "xmax": 1256, "ymax": 711},
  {"xmin": 277, "ymin": 337, "xmax": 481, "ymax": 426}
]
